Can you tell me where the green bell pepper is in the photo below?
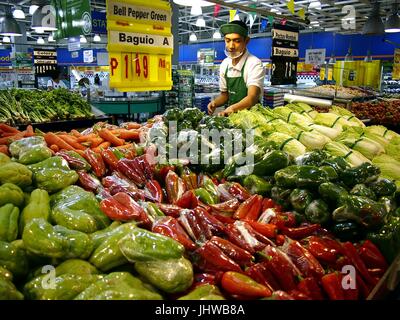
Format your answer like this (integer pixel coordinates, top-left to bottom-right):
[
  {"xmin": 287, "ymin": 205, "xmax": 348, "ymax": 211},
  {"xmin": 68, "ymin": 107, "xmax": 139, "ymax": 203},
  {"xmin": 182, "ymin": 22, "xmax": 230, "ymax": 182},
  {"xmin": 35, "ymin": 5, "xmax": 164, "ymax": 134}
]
[
  {"xmin": 118, "ymin": 228, "xmax": 185, "ymax": 262},
  {"xmin": 0, "ymin": 183, "xmax": 24, "ymax": 208},
  {"xmin": 0, "ymin": 204, "xmax": 19, "ymax": 242},
  {"xmin": 24, "ymin": 273, "xmax": 103, "ymax": 300},
  {"xmin": 0, "ymin": 277, "xmax": 24, "ymax": 300},
  {"xmin": 270, "ymin": 186, "xmax": 292, "ymax": 210},
  {"xmin": 295, "ymin": 150, "xmax": 329, "ymax": 166},
  {"xmin": 201, "ymin": 176, "xmax": 219, "ymax": 203},
  {"xmin": 350, "ymin": 184, "xmax": 377, "ymax": 200},
  {"xmin": 55, "ymin": 259, "xmax": 100, "ymax": 276},
  {"xmin": 134, "ymin": 256, "xmax": 193, "ymax": 294},
  {"xmin": 369, "ymin": 178, "xmax": 397, "ymax": 197},
  {"xmin": 89, "ymin": 222, "xmax": 137, "ymax": 272},
  {"xmin": 9, "ymin": 136, "xmax": 52, "ymax": 165},
  {"xmin": 182, "ymin": 107, "xmax": 204, "ymax": 126},
  {"xmin": 320, "ymin": 165, "xmax": 339, "ymax": 181},
  {"xmin": 0, "ymin": 240, "xmax": 29, "ymax": 279},
  {"xmin": 289, "ymin": 189, "xmax": 313, "ymax": 213},
  {"xmin": 0, "ymin": 266, "xmax": 12, "ymax": 282},
  {"xmin": 339, "ymin": 162, "xmax": 380, "ymax": 187},
  {"xmin": 379, "ymin": 196, "xmax": 397, "ymax": 216},
  {"xmin": 318, "ymin": 182, "xmax": 349, "ymax": 206},
  {"xmin": 27, "ymin": 156, "xmax": 70, "ymax": 172},
  {"xmin": 305, "ymin": 199, "xmax": 331, "ymax": 225},
  {"xmin": 194, "ymin": 188, "xmax": 216, "ymax": 205},
  {"xmin": 0, "ymin": 153, "xmax": 10, "ymax": 165},
  {"xmin": 178, "ymin": 284, "xmax": 225, "ymax": 300},
  {"xmin": 22, "ymin": 218, "xmax": 93, "ymax": 260},
  {"xmin": 19, "ymin": 189, "xmax": 50, "ymax": 233},
  {"xmin": 321, "ymin": 157, "xmax": 350, "ymax": 174},
  {"xmin": 33, "ymin": 168, "xmax": 79, "ymax": 194},
  {"xmin": 243, "ymin": 175, "xmax": 273, "ymax": 196},
  {"xmin": 74, "ymin": 272, "xmax": 163, "ymax": 300},
  {"xmin": 274, "ymin": 165, "xmax": 329, "ymax": 189},
  {"xmin": 90, "ymin": 221, "xmax": 122, "ymax": 250},
  {"xmin": 0, "ymin": 162, "xmax": 32, "ymax": 189},
  {"xmin": 332, "ymin": 221, "xmax": 365, "ymax": 242}
]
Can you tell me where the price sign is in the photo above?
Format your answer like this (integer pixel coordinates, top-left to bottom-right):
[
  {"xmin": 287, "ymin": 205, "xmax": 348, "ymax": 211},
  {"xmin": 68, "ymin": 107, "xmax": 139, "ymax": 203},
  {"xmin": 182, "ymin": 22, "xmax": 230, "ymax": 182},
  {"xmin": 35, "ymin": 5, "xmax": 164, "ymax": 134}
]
[
  {"xmin": 106, "ymin": 0, "xmax": 173, "ymax": 91},
  {"xmin": 320, "ymin": 67, "xmax": 326, "ymax": 81}
]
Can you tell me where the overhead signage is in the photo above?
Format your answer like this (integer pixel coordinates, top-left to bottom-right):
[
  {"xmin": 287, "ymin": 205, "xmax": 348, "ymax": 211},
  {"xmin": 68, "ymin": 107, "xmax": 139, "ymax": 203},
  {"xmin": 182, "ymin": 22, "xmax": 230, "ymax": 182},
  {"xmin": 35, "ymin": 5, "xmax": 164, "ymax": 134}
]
[
  {"xmin": 393, "ymin": 48, "xmax": 400, "ymax": 80},
  {"xmin": 92, "ymin": 10, "xmax": 107, "ymax": 34},
  {"xmin": 34, "ymin": 49, "xmax": 57, "ymax": 76},
  {"xmin": 106, "ymin": 0, "xmax": 173, "ymax": 92},
  {"xmin": 273, "ymin": 47, "xmax": 299, "ymax": 58},
  {"xmin": 197, "ymin": 48, "xmax": 215, "ymax": 66},
  {"xmin": 272, "ymin": 28, "xmax": 299, "ymax": 42},
  {"xmin": 305, "ymin": 49, "xmax": 326, "ymax": 66},
  {"xmin": 83, "ymin": 50, "xmax": 94, "ymax": 63}
]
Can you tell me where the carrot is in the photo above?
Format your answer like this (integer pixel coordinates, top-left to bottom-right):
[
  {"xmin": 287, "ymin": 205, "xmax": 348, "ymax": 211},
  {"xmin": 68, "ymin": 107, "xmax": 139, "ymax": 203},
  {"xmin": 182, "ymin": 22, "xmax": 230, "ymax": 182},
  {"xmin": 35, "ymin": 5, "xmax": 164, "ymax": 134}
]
[
  {"xmin": 126, "ymin": 122, "xmax": 141, "ymax": 130},
  {"xmin": 98, "ymin": 128, "xmax": 125, "ymax": 147},
  {"xmin": 90, "ymin": 137, "xmax": 104, "ymax": 148},
  {"xmin": 44, "ymin": 132, "xmax": 75, "ymax": 151},
  {"xmin": 118, "ymin": 129, "xmax": 140, "ymax": 141},
  {"xmin": 0, "ymin": 145, "xmax": 9, "ymax": 156},
  {"xmin": 58, "ymin": 134, "xmax": 86, "ymax": 150},
  {"xmin": 92, "ymin": 141, "xmax": 111, "ymax": 153},
  {"xmin": 0, "ymin": 123, "xmax": 19, "ymax": 134},
  {"xmin": 50, "ymin": 144, "xmax": 60, "ymax": 153},
  {"xmin": 77, "ymin": 133, "xmax": 97, "ymax": 142},
  {"xmin": 1, "ymin": 132, "xmax": 18, "ymax": 137},
  {"xmin": 75, "ymin": 149, "xmax": 86, "ymax": 158},
  {"xmin": 70, "ymin": 129, "xmax": 82, "ymax": 138},
  {"xmin": 115, "ymin": 143, "xmax": 133, "ymax": 149},
  {"xmin": 25, "ymin": 125, "xmax": 34, "ymax": 137},
  {"xmin": 0, "ymin": 131, "xmax": 25, "ymax": 145}
]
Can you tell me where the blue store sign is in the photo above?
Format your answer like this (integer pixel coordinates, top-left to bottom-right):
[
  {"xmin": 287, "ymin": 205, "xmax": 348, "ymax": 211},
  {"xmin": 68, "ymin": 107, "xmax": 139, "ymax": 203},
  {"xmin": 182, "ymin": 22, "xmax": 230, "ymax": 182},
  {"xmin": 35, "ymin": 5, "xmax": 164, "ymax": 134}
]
[
  {"xmin": 91, "ymin": 11, "xmax": 107, "ymax": 34},
  {"xmin": 0, "ymin": 50, "xmax": 12, "ymax": 66}
]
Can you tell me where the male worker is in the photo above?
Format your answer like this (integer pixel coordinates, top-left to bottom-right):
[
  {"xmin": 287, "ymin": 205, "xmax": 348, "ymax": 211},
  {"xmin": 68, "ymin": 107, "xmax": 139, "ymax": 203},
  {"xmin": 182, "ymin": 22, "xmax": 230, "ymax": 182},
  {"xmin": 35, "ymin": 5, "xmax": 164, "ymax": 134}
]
[{"xmin": 207, "ymin": 20, "xmax": 265, "ymax": 116}]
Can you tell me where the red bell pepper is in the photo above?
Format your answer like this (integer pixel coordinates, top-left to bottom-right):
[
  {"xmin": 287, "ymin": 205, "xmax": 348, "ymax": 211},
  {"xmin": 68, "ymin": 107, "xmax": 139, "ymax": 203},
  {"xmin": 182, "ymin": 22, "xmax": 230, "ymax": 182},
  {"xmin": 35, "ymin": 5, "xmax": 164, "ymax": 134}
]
[
  {"xmin": 281, "ymin": 236, "xmax": 325, "ymax": 279},
  {"xmin": 165, "ymin": 170, "xmax": 187, "ymax": 204},
  {"xmin": 356, "ymin": 272, "xmax": 372, "ymax": 299},
  {"xmin": 56, "ymin": 150, "xmax": 90, "ymax": 171},
  {"xmin": 228, "ymin": 182, "xmax": 251, "ymax": 202},
  {"xmin": 244, "ymin": 221, "xmax": 277, "ymax": 239},
  {"xmin": 178, "ymin": 209, "xmax": 210, "ymax": 243},
  {"xmin": 133, "ymin": 155, "xmax": 154, "ymax": 180},
  {"xmin": 210, "ymin": 236, "xmax": 254, "ymax": 267},
  {"xmin": 358, "ymin": 240, "xmax": 388, "ymax": 270},
  {"xmin": 180, "ymin": 166, "xmax": 198, "ymax": 190},
  {"xmin": 152, "ymin": 216, "xmax": 197, "ymax": 251},
  {"xmin": 84, "ymin": 148, "xmax": 107, "ymax": 177},
  {"xmin": 154, "ymin": 165, "xmax": 175, "ymax": 185},
  {"xmin": 155, "ymin": 203, "xmax": 183, "ymax": 218},
  {"xmin": 116, "ymin": 158, "xmax": 146, "ymax": 186},
  {"xmin": 321, "ymin": 272, "xmax": 344, "ymax": 300},
  {"xmin": 342, "ymin": 242, "xmax": 378, "ymax": 287},
  {"xmin": 281, "ymin": 224, "xmax": 320, "ymax": 239},
  {"xmin": 303, "ymin": 236, "xmax": 340, "ymax": 264},
  {"xmin": 288, "ymin": 289, "xmax": 312, "ymax": 300},
  {"xmin": 245, "ymin": 263, "xmax": 280, "ymax": 291},
  {"xmin": 77, "ymin": 171, "xmax": 102, "ymax": 193},
  {"xmin": 101, "ymin": 172, "xmax": 133, "ymax": 189},
  {"xmin": 233, "ymin": 194, "xmax": 263, "ymax": 221},
  {"xmin": 96, "ymin": 188, "xmax": 112, "ymax": 201},
  {"xmin": 275, "ymin": 234, "xmax": 285, "ymax": 246},
  {"xmin": 221, "ymin": 271, "xmax": 272, "ymax": 299},
  {"xmin": 209, "ymin": 198, "xmax": 240, "ymax": 214},
  {"xmin": 175, "ymin": 190, "xmax": 198, "ymax": 209},
  {"xmin": 194, "ymin": 241, "xmax": 242, "ymax": 273},
  {"xmin": 235, "ymin": 221, "xmax": 276, "ymax": 246},
  {"xmin": 100, "ymin": 149, "xmax": 119, "ymax": 171},
  {"xmin": 211, "ymin": 212, "xmax": 236, "ymax": 224},
  {"xmin": 267, "ymin": 290, "xmax": 295, "ymax": 300},
  {"xmin": 260, "ymin": 245, "xmax": 301, "ymax": 292},
  {"xmin": 193, "ymin": 207, "xmax": 227, "ymax": 236},
  {"xmin": 269, "ymin": 212, "xmax": 297, "ymax": 229},
  {"xmin": 100, "ymin": 197, "xmax": 131, "ymax": 221},
  {"xmin": 262, "ymin": 198, "xmax": 276, "ymax": 212},
  {"xmin": 144, "ymin": 179, "xmax": 164, "ymax": 203},
  {"xmin": 216, "ymin": 183, "xmax": 235, "ymax": 202},
  {"xmin": 297, "ymin": 277, "xmax": 324, "ymax": 300},
  {"xmin": 109, "ymin": 184, "xmax": 146, "ymax": 202}
]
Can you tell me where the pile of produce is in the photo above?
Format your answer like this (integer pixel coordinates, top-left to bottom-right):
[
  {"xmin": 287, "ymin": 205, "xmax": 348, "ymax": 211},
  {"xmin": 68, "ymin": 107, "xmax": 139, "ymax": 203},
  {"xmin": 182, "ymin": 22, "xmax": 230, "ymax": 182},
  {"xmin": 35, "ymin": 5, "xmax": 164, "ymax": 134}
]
[
  {"xmin": 0, "ymin": 89, "xmax": 94, "ymax": 126},
  {"xmin": 0, "ymin": 108, "xmax": 394, "ymax": 300},
  {"xmin": 307, "ymin": 85, "xmax": 370, "ymax": 99},
  {"xmin": 350, "ymin": 100, "xmax": 400, "ymax": 126}
]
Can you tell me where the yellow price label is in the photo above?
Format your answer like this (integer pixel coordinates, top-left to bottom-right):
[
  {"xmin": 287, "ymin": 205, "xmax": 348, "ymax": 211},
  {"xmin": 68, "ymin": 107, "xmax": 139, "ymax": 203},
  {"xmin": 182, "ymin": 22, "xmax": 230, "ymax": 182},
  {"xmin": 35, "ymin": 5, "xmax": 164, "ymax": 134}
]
[
  {"xmin": 109, "ymin": 51, "xmax": 172, "ymax": 91},
  {"xmin": 320, "ymin": 67, "xmax": 326, "ymax": 81},
  {"xmin": 327, "ymin": 68, "xmax": 333, "ymax": 81}
]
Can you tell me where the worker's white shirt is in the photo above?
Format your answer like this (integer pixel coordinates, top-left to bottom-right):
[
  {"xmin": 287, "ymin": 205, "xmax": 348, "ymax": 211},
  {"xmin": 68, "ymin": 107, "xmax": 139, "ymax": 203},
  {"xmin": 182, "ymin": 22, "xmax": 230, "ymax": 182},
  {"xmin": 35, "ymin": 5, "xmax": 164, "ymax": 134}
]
[
  {"xmin": 219, "ymin": 50, "xmax": 266, "ymax": 94},
  {"xmin": 47, "ymin": 79, "xmax": 67, "ymax": 89}
]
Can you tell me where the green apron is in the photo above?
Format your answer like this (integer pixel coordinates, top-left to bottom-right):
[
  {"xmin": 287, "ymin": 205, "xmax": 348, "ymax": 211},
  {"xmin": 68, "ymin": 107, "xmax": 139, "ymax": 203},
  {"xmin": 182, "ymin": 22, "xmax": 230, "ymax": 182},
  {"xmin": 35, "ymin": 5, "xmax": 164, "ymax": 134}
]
[{"xmin": 225, "ymin": 57, "xmax": 248, "ymax": 106}]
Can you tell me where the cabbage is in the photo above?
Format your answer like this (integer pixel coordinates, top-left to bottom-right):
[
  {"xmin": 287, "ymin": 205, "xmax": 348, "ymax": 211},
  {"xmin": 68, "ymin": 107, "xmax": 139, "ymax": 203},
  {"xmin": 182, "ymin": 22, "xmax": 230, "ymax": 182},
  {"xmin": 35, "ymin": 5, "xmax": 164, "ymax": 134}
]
[
  {"xmin": 272, "ymin": 107, "xmax": 314, "ymax": 129},
  {"xmin": 372, "ymin": 154, "xmax": 400, "ymax": 183},
  {"xmin": 385, "ymin": 137, "xmax": 400, "ymax": 162},
  {"xmin": 313, "ymin": 113, "xmax": 355, "ymax": 130},
  {"xmin": 285, "ymin": 103, "xmax": 315, "ymax": 121},
  {"xmin": 338, "ymin": 136, "xmax": 385, "ymax": 160},
  {"xmin": 324, "ymin": 141, "xmax": 371, "ymax": 167},
  {"xmin": 365, "ymin": 125, "xmax": 400, "ymax": 141},
  {"xmin": 308, "ymin": 124, "xmax": 342, "ymax": 140},
  {"xmin": 330, "ymin": 106, "xmax": 355, "ymax": 117},
  {"xmin": 266, "ymin": 132, "xmax": 306, "ymax": 158}
]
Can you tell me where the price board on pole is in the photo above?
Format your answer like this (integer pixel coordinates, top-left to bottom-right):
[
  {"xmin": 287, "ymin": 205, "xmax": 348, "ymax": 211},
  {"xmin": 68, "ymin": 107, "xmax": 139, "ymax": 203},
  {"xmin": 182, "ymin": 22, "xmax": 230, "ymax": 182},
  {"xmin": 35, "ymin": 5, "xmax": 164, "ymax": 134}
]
[{"xmin": 106, "ymin": 0, "xmax": 173, "ymax": 91}]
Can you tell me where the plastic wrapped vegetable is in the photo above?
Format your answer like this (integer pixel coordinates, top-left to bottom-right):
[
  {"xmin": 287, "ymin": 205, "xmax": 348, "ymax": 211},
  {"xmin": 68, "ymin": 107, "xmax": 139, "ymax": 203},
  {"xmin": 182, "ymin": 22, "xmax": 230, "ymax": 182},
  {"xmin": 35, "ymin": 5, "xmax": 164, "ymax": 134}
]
[
  {"xmin": 295, "ymin": 150, "xmax": 329, "ymax": 166},
  {"xmin": 50, "ymin": 185, "xmax": 110, "ymax": 233},
  {"xmin": 0, "ymin": 162, "xmax": 32, "ymax": 188},
  {"xmin": 0, "ymin": 240, "xmax": 29, "ymax": 279},
  {"xmin": 0, "ymin": 183, "xmax": 24, "ymax": 207},
  {"xmin": 19, "ymin": 189, "xmax": 50, "ymax": 233},
  {"xmin": 274, "ymin": 165, "xmax": 329, "ymax": 189},
  {"xmin": 0, "ymin": 204, "xmax": 19, "ymax": 242},
  {"xmin": 289, "ymin": 189, "xmax": 313, "ymax": 213},
  {"xmin": 0, "ymin": 153, "xmax": 10, "ymax": 165},
  {"xmin": 350, "ymin": 184, "xmax": 377, "ymax": 200},
  {"xmin": 9, "ymin": 136, "xmax": 52, "ymax": 165},
  {"xmin": 368, "ymin": 178, "xmax": 397, "ymax": 197},
  {"xmin": 0, "ymin": 276, "xmax": 24, "ymax": 300},
  {"xmin": 305, "ymin": 199, "xmax": 331, "ymax": 225},
  {"xmin": 178, "ymin": 284, "xmax": 225, "ymax": 300},
  {"xmin": 243, "ymin": 175, "xmax": 273, "ymax": 196},
  {"xmin": 182, "ymin": 107, "xmax": 204, "ymax": 127},
  {"xmin": 339, "ymin": 162, "xmax": 380, "ymax": 187},
  {"xmin": 318, "ymin": 182, "xmax": 348, "ymax": 206}
]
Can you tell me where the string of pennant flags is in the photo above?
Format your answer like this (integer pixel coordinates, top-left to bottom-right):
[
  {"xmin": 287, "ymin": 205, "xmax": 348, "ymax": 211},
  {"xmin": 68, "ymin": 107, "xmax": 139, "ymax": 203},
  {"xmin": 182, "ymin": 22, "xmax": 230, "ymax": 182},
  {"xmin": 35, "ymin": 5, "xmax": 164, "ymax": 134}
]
[{"xmin": 211, "ymin": 1, "xmax": 306, "ymax": 31}]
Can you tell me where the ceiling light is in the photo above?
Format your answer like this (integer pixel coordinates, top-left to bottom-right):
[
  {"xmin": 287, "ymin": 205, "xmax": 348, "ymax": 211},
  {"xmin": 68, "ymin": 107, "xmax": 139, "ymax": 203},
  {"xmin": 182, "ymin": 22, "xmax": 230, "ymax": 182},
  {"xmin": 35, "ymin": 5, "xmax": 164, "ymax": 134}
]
[
  {"xmin": 48, "ymin": 34, "xmax": 55, "ymax": 42},
  {"xmin": 93, "ymin": 34, "xmax": 101, "ymax": 42},
  {"xmin": 309, "ymin": 1, "xmax": 322, "ymax": 10},
  {"xmin": 35, "ymin": 28, "xmax": 44, "ymax": 34},
  {"xmin": 29, "ymin": 5, "xmax": 39, "ymax": 15},
  {"xmin": 196, "ymin": 16, "xmax": 206, "ymax": 27},
  {"xmin": 2, "ymin": 36, "xmax": 10, "ymax": 43},
  {"xmin": 363, "ymin": 3, "xmax": 385, "ymax": 35},
  {"xmin": 37, "ymin": 37, "xmax": 45, "ymax": 44},
  {"xmin": 32, "ymin": 5, "xmax": 58, "ymax": 31},
  {"xmin": 13, "ymin": 7, "xmax": 25, "ymax": 20},
  {"xmin": 213, "ymin": 30, "xmax": 221, "ymax": 39},
  {"xmin": 190, "ymin": 5, "xmax": 202, "ymax": 16},
  {"xmin": 189, "ymin": 33, "xmax": 197, "ymax": 42},
  {"xmin": 80, "ymin": 35, "xmax": 87, "ymax": 43},
  {"xmin": 385, "ymin": 4, "xmax": 400, "ymax": 33},
  {"xmin": 0, "ymin": 12, "xmax": 22, "ymax": 36}
]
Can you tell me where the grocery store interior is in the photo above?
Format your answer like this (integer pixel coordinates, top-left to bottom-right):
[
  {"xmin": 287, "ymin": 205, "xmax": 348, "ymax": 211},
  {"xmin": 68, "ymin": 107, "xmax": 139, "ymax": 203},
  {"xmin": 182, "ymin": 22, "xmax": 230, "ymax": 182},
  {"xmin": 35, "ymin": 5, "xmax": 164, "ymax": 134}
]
[{"xmin": 0, "ymin": 0, "xmax": 400, "ymax": 302}]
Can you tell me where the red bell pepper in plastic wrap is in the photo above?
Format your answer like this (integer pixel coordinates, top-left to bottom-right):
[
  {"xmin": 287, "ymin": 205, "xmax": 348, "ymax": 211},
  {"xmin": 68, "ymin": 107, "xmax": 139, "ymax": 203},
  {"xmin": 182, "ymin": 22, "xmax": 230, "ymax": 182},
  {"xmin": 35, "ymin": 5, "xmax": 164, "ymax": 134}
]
[
  {"xmin": 321, "ymin": 272, "xmax": 344, "ymax": 300},
  {"xmin": 152, "ymin": 216, "xmax": 197, "ymax": 251},
  {"xmin": 210, "ymin": 236, "xmax": 254, "ymax": 267},
  {"xmin": 165, "ymin": 170, "xmax": 186, "ymax": 204},
  {"xmin": 266, "ymin": 291, "xmax": 295, "ymax": 300},
  {"xmin": 100, "ymin": 149, "xmax": 120, "ymax": 171},
  {"xmin": 288, "ymin": 289, "xmax": 312, "ymax": 300},
  {"xmin": 302, "ymin": 236, "xmax": 341, "ymax": 264},
  {"xmin": 180, "ymin": 166, "xmax": 198, "ymax": 190},
  {"xmin": 221, "ymin": 271, "xmax": 272, "ymax": 299},
  {"xmin": 269, "ymin": 212, "xmax": 297, "ymax": 230},
  {"xmin": 56, "ymin": 150, "xmax": 90, "ymax": 171},
  {"xmin": 281, "ymin": 223, "xmax": 320, "ymax": 239},
  {"xmin": 84, "ymin": 148, "xmax": 107, "ymax": 177},
  {"xmin": 245, "ymin": 263, "xmax": 280, "ymax": 291},
  {"xmin": 233, "ymin": 194, "xmax": 262, "ymax": 220},
  {"xmin": 192, "ymin": 273, "xmax": 221, "ymax": 288},
  {"xmin": 144, "ymin": 179, "xmax": 164, "ymax": 203},
  {"xmin": 175, "ymin": 190, "xmax": 198, "ymax": 209},
  {"xmin": 116, "ymin": 158, "xmax": 146, "ymax": 186},
  {"xmin": 259, "ymin": 245, "xmax": 302, "ymax": 292},
  {"xmin": 209, "ymin": 198, "xmax": 240, "ymax": 215},
  {"xmin": 154, "ymin": 203, "xmax": 183, "ymax": 218},
  {"xmin": 77, "ymin": 170, "xmax": 102, "ymax": 193},
  {"xmin": 154, "ymin": 165, "xmax": 175, "ymax": 184},
  {"xmin": 281, "ymin": 236, "xmax": 325, "ymax": 279},
  {"xmin": 193, "ymin": 207, "xmax": 227, "ymax": 236},
  {"xmin": 297, "ymin": 277, "xmax": 324, "ymax": 300},
  {"xmin": 245, "ymin": 221, "xmax": 277, "ymax": 239},
  {"xmin": 228, "ymin": 182, "xmax": 251, "ymax": 202},
  {"xmin": 178, "ymin": 209, "xmax": 210, "ymax": 243},
  {"xmin": 194, "ymin": 241, "xmax": 242, "ymax": 273},
  {"xmin": 358, "ymin": 239, "xmax": 388, "ymax": 270},
  {"xmin": 216, "ymin": 183, "xmax": 235, "ymax": 202},
  {"xmin": 133, "ymin": 155, "xmax": 154, "ymax": 180},
  {"xmin": 108, "ymin": 184, "xmax": 146, "ymax": 202}
]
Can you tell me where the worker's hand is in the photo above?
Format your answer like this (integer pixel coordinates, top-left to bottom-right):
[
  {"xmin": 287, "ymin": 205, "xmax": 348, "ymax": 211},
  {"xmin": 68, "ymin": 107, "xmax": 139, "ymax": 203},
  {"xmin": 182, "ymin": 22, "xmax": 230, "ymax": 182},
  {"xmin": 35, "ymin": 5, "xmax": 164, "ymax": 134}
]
[
  {"xmin": 207, "ymin": 101, "xmax": 217, "ymax": 115},
  {"xmin": 218, "ymin": 107, "xmax": 234, "ymax": 117}
]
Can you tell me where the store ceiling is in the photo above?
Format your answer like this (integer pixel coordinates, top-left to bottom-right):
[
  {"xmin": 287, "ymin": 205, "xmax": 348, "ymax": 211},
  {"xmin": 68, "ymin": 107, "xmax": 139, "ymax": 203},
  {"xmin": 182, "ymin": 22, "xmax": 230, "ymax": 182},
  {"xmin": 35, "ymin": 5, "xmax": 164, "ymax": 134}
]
[{"xmin": 0, "ymin": 0, "xmax": 397, "ymax": 46}]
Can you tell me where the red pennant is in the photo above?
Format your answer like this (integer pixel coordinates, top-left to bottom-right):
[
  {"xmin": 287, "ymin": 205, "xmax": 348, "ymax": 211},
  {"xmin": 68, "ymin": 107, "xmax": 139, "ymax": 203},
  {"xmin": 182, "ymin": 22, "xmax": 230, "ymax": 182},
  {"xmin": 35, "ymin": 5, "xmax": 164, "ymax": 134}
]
[
  {"xmin": 281, "ymin": 18, "xmax": 287, "ymax": 25},
  {"xmin": 213, "ymin": 4, "xmax": 221, "ymax": 17}
]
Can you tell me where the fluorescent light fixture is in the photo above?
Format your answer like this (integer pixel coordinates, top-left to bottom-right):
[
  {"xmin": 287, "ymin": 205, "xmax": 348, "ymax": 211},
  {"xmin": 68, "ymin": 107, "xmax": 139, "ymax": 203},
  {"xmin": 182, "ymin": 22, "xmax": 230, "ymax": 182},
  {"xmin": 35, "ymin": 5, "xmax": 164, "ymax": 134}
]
[
  {"xmin": 325, "ymin": 27, "xmax": 340, "ymax": 32},
  {"xmin": 29, "ymin": 5, "xmax": 39, "ymax": 15},
  {"xmin": 37, "ymin": 37, "xmax": 45, "ymax": 44},
  {"xmin": 189, "ymin": 32, "xmax": 197, "ymax": 41},
  {"xmin": 0, "ymin": 13, "xmax": 22, "ymax": 36},
  {"xmin": 13, "ymin": 8, "xmax": 25, "ymax": 20},
  {"xmin": 213, "ymin": 30, "xmax": 221, "ymax": 39},
  {"xmin": 385, "ymin": 4, "xmax": 400, "ymax": 33},
  {"xmin": 191, "ymin": 5, "xmax": 202, "ymax": 16},
  {"xmin": 35, "ymin": 28, "xmax": 44, "ymax": 34},
  {"xmin": 196, "ymin": 16, "xmax": 206, "ymax": 27},
  {"xmin": 93, "ymin": 34, "xmax": 101, "ymax": 42},
  {"xmin": 2, "ymin": 36, "xmax": 10, "ymax": 43},
  {"xmin": 48, "ymin": 34, "xmax": 55, "ymax": 42},
  {"xmin": 363, "ymin": 3, "xmax": 385, "ymax": 35},
  {"xmin": 80, "ymin": 35, "xmax": 87, "ymax": 43},
  {"xmin": 309, "ymin": 1, "xmax": 322, "ymax": 10}
]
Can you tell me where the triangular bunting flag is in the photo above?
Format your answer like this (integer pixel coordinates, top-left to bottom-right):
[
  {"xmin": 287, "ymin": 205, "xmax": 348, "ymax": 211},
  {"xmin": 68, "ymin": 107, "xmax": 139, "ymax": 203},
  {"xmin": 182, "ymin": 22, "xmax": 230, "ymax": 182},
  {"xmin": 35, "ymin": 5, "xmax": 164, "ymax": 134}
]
[
  {"xmin": 260, "ymin": 18, "xmax": 267, "ymax": 32},
  {"xmin": 297, "ymin": 8, "xmax": 305, "ymax": 20},
  {"xmin": 287, "ymin": 0, "xmax": 295, "ymax": 14},
  {"xmin": 249, "ymin": 15, "xmax": 256, "ymax": 29},
  {"xmin": 213, "ymin": 4, "xmax": 221, "ymax": 17},
  {"xmin": 229, "ymin": 10, "xmax": 237, "ymax": 22},
  {"xmin": 281, "ymin": 18, "xmax": 287, "ymax": 25},
  {"xmin": 267, "ymin": 15, "xmax": 274, "ymax": 26}
]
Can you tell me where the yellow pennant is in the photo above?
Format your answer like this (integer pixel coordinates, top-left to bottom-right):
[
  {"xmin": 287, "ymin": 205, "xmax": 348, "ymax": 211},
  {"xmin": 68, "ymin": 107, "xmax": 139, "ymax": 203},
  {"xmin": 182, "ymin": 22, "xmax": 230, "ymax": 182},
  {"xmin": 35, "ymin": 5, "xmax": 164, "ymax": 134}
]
[
  {"xmin": 287, "ymin": 0, "xmax": 295, "ymax": 14},
  {"xmin": 229, "ymin": 10, "xmax": 237, "ymax": 22},
  {"xmin": 297, "ymin": 8, "xmax": 305, "ymax": 20}
]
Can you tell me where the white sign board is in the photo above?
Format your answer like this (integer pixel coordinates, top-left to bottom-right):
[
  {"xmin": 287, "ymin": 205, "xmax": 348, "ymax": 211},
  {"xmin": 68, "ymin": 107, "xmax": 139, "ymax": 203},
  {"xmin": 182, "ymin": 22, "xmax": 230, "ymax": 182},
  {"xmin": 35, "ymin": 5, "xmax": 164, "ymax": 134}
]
[
  {"xmin": 305, "ymin": 49, "xmax": 326, "ymax": 66},
  {"xmin": 83, "ymin": 50, "xmax": 94, "ymax": 63}
]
